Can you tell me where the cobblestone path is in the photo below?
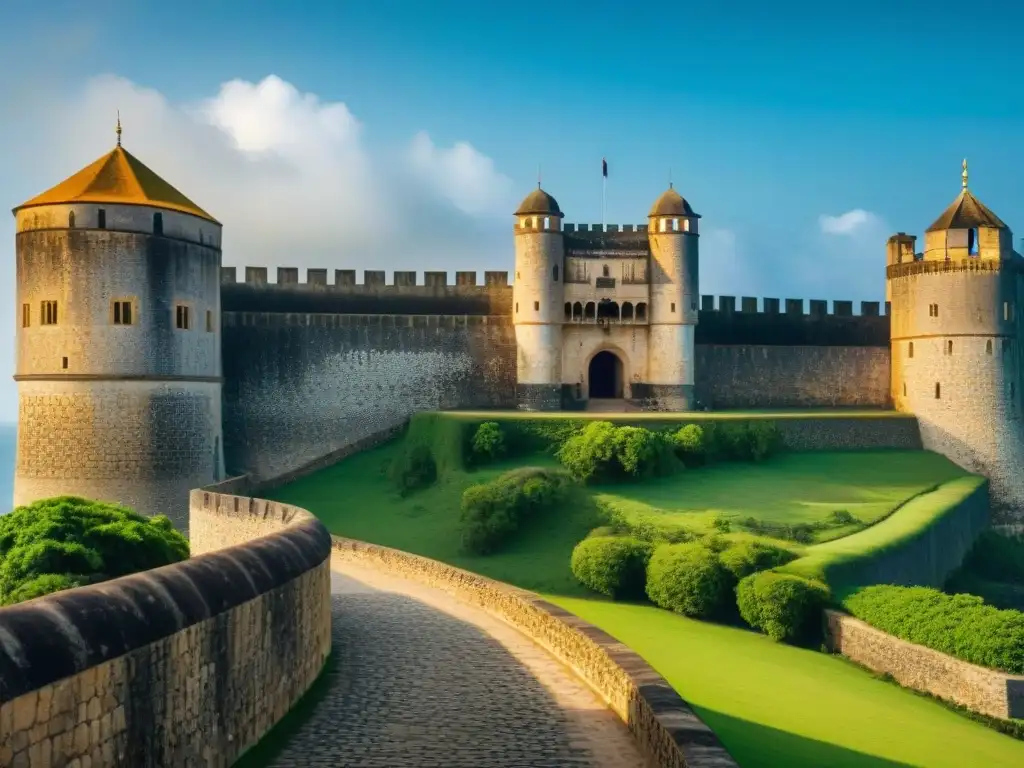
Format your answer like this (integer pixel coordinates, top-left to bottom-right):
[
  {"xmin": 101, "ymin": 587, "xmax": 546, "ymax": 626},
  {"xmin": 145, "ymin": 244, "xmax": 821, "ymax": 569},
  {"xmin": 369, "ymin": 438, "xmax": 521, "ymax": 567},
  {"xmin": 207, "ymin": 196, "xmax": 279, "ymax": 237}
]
[{"xmin": 265, "ymin": 564, "xmax": 646, "ymax": 767}]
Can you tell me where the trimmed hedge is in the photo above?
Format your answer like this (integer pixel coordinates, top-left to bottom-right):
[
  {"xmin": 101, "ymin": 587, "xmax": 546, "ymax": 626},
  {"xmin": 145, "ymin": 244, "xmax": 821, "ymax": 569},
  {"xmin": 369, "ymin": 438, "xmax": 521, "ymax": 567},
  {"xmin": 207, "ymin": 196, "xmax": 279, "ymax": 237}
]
[
  {"xmin": 557, "ymin": 421, "xmax": 679, "ymax": 484},
  {"xmin": 720, "ymin": 541, "xmax": 798, "ymax": 580},
  {"xmin": 645, "ymin": 542, "xmax": 735, "ymax": 619},
  {"xmin": 780, "ymin": 475, "xmax": 989, "ymax": 598},
  {"xmin": 459, "ymin": 467, "xmax": 573, "ymax": 555},
  {"xmin": 844, "ymin": 585, "xmax": 1024, "ymax": 675},
  {"xmin": 737, "ymin": 571, "xmax": 830, "ymax": 643},
  {"xmin": 570, "ymin": 536, "xmax": 654, "ymax": 599}
]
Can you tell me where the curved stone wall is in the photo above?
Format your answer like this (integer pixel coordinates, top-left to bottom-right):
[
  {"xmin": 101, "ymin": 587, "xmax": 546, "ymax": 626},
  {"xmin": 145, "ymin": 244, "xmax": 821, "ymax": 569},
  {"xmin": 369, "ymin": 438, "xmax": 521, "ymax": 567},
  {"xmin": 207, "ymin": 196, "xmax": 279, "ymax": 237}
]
[{"xmin": 0, "ymin": 483, "xmax": 332, "ymax": 767}]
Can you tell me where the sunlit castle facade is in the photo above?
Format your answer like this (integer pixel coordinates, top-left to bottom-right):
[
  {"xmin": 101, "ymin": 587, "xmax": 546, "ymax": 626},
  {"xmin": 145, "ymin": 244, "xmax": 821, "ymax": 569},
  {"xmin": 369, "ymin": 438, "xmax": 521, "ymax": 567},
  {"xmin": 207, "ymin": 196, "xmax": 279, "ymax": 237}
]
[{"xmin": 512, "ymin": 184, "xmax": 699, "ymax": 411}]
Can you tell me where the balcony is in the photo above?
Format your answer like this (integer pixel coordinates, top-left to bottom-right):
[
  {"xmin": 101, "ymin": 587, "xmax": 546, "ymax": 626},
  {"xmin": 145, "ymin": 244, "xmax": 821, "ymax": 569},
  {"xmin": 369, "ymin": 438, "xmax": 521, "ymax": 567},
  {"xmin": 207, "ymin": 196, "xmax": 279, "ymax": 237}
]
[{"xmin": 563, "ymin": 299, "xmax": 648, "ymax": 325}]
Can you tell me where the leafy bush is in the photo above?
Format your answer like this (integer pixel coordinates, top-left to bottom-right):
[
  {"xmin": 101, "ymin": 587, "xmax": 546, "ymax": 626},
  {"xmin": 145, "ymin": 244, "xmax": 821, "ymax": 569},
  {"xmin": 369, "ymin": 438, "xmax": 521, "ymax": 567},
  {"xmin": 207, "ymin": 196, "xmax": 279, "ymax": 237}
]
[
  {"xmin": 557, "ymin": 421, "xmax": 679, "ymax": 484},
  {"xmin": 390, "ymin": 444, "xmax": 437, "ymax": 494},
  {"xmin": 645, "ymin": 542, "xmax": 735, "ymax": 619},
  {"xmin": 737, "ymin": 571, "xmax": 830, "ymax": 643},
  {"xmin": 720, "ymin": 541, "xmax": 798, "ymax": 580},
  {"xmin": 459, "ymin": 467, "xmax": 573, "ymax": 555},
  {"xmin": 570, "ymin": 536, "xmax": 654, "ymax": 599},
  {"xmin": 844, "ymin": 585, "xmax": 1024, "ymax": 674},
  {"xmin": 672, "ymin": 424, "xmax": 709, "ymax": 466},
  {"xmin": 0, "ymin": 497, "xmax": 190, "ymax": 605},
  {"xmin": 700, "ymin": 421, "xmax": 783, "ymax": 463},
  {"xmin": 469, "ymin": 421, "xmax": 506, "ymax": 465},
  {"xmin": 957, "ymin": 530, "xmax": 1024, "ymax": 585}
]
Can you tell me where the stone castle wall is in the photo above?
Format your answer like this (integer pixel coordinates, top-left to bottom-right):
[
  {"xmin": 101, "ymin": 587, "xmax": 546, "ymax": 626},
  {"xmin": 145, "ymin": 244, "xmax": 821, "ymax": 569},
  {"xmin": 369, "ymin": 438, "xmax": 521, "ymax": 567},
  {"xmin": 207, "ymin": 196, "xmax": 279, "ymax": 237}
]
[
  {"xmin": 825, "ymin": 610, "xmax": 1024, "ymax": 721},
  {"xmin": 0, "ymin": 483, "xmax": 332, "ymax": 768}
]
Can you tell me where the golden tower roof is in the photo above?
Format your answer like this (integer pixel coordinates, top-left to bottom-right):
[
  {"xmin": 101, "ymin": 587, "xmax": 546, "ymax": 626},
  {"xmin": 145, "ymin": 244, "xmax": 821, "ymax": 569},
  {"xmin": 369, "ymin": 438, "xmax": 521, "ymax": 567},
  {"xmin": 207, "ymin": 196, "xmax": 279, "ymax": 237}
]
[
  {"xmin": 925, "ymin": 159, "xmax": 1006, "ymax": 233},
  {"xmin": 14, "ymin": 127, "xmax": 218, "ymax": 223}
]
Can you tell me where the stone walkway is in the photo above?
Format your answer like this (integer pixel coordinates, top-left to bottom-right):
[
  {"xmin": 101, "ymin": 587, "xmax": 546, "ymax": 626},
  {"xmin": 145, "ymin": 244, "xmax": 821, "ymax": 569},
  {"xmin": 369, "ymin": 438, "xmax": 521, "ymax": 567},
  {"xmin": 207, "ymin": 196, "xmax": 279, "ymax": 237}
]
[{"xmin": 264, "ymin": 563, "xmax": 647, "ymax": 767}]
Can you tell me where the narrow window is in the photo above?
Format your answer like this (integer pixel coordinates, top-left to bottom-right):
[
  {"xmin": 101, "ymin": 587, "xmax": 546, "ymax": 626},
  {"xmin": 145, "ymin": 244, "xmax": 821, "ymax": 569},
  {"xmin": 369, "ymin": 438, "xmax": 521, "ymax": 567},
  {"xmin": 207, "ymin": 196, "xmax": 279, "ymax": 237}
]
[
  {"xmin": 515, "ymin": 302, "xmax": 519, "ymax": 314},
  {"xmin": 21, "ymin": 303, "xmax": 30, "ymax": 328},
  {"xmin": 602, "ymin": 265, "xmax": 610, "ymax": 277},
  {"xmin": 175, "ymin": 304, "xmax": 191, "ymax": 330},
  {"xmin": 968, "ymin": 228, "xmax": 977, "ymax": 255},
  {"xmin": 61, "ymin": 356, "xmax": 68, "ymax": 369},
  {"xmin": 543, "ymin": 216, "xmax": 550, "ymax": 229},
  {"xmin": 68, "ymin": 211, "xmax": 75, "ymax": 228},
  {"xmin": 112, "ymin": 300, "xmax": 133, "ymax": 325},
  {"xmin": 97, "ymin": 209, "xmax": 106, "ymax": 229},
  {"xmin": 153, "ymin": 212, "xmax": 163, "ymax": 235},
  {"xmin": 206, "ymin": 309, "xmax": 214, "ymax": 332},
  {"xmin": 946, "ymin": 340, "xmax": 953, "ymax": 355},
  {"xmin": 516, "ymin": 271, "xmax": 521, "ymax": 280},
  {"xmin": 684, "ymin": 219, "xmax": 690, "ymax": 232},
  {"xmin": 533, "ymin": 301, "xmax": 540, "ymax": 311},
  {"xmin": 908, "ymin": 341, "xmax": 914, "ymax": 358},
  {"xmin": 903, "ymin": 382, "xmax": 907, "ymax": 396},
  {"xmin": 987, "ymin": 339, "xmax": 993, "ymax": 354},
  {"xmin": 1004, "ymin": 301, "xmax": 1014, "ymax": 321},
  {"xmin": 935, "ymin": 382, "xmax": 941, "ymax": 399},
  {"xmin": 40, "ymin": 301, "xmax": 57, "ymax": 325},
  {"xmin": 671, "ymin": 302, "xmax": 676, "ymax": 313},
  {"xmin": 552, "ymin": 265, "xmax": 559, "ymax": 282}
]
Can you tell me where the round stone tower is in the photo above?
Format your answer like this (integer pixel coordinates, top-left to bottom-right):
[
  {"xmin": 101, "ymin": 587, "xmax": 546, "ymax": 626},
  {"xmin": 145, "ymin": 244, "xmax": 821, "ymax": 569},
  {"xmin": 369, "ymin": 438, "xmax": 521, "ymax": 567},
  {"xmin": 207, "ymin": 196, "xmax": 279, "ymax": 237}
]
[
  {"xmin": 512, "ymin": 186, "xmax": 565, "ymax": 410},
  {"xmin": 644, "ymin": 185, "xmax": 700, "ymax": 410},
  {"xmin": 887, "ymin": 161, "xmax": 1024, "ymax": 529},
  {"xmin": 11, "ymin": 124, "xmax": 224, "ymax": 533}
]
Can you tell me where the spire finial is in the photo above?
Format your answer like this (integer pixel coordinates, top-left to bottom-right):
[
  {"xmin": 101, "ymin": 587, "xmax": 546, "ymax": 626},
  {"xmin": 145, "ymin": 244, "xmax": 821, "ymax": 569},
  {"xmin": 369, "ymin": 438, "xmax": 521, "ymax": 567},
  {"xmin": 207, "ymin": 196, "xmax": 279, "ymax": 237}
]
[
  {"xmin": 116, "ymin": 111, "xmax": 122, "ymax": 147},
  {"xmin": 669, "ymin": 167, "xmax": 673, "ymax": 189},
  {"xmin": 962, "ymin": 158, "xmax": 968, "ymax": 190},
  {"xmin": 537, "ymin": 164, "xmax": 542, "ymax": 189}
]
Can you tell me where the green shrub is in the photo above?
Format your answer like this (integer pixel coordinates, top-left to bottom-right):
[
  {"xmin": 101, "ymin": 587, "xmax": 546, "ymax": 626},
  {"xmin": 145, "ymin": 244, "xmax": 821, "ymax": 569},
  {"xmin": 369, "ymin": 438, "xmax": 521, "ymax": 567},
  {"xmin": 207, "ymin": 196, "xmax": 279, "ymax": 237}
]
[
  {"xmin": 737, "ymin": 571, "xmax": 830, "ymax": 643},
  {"xmin": 720, "ymin": 541, "xmax": 798, "ymax": 580},
  {"xmin": 459, "ymin": 467, "xmax": 572, "ymax": 555},
  {"xmin": 645, "ymin": 542, "xmax": 735, "ymax": 619},
  {"xmin": 557, "ymin": 421, "xmax": 679, "ymax": 484},
  {"xmin": 469, "ymin": 421, "xmax": 506, "ymax": 465},
  {"xmin": 958, "ymin": 530, "xmax": 1024, "ymax": 585},
  {"xmin": 844, "ymin": 585, "xmax": 1024, "ymax": 674},
  {"xmin": 672, "ymin": 424, "xmax": 708, "ymax": 466},
  {"xmin": 701, "ymin": 421, "xmax": 782, "ymax": 463},
  {"xmin": 391, "ymin": 444, "xmax": 437, "ymax": 494},
  {"xmin": 0, "ymin": 497, "xmax": 190, "ymax": 605},
  {"xmin": 570, "ymin": 536, "xmax": 654, "ymax": 599}
]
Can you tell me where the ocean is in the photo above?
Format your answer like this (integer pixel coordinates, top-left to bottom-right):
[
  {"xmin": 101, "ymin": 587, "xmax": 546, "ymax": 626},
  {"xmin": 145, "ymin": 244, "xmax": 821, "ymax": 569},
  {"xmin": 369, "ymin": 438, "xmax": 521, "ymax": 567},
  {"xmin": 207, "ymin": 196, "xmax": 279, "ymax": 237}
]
[{"xmin": 0, "ymin": 423, "xmax": 14, "ymax": 514}]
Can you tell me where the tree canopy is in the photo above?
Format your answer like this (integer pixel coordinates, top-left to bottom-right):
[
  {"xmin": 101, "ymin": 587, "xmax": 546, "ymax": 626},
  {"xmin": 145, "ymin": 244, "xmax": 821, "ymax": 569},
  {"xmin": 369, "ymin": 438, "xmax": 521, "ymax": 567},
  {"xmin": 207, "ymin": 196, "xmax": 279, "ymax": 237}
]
[{"xmin": 0, "ymin": 496, "xmax": 189, "ymax": 606}]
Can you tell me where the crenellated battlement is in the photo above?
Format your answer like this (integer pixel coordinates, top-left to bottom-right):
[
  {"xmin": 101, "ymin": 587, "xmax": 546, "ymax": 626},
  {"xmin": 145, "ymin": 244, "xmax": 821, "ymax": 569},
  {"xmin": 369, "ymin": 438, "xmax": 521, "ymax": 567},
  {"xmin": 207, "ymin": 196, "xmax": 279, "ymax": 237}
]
[
  {"xmin": 563, "ymin": 223, "xmax": 649, "ymax": 234},
  {"xmin": 698, "ymin": 295, "xmax": 890, "ymax": 318},
  {"xmin": 221, "ymin": 266, "xmax": 510, "ymax": 287}
]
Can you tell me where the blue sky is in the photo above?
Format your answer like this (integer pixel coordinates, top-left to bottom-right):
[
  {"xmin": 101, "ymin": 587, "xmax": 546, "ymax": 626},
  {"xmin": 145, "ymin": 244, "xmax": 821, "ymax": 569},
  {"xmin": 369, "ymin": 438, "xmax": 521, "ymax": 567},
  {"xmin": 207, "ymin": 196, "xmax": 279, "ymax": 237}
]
[{"xmin": 0, "ymin": 0, "xmax": 1023, "ymax": 420}]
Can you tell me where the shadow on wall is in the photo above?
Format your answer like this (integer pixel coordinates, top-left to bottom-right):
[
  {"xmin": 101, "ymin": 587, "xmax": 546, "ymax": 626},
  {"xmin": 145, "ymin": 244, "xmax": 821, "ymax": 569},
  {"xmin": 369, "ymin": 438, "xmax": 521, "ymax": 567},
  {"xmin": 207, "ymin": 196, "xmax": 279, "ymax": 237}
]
[{"xmin": 698, "ymin": 709, "xmax": 916, "ymax": 768}]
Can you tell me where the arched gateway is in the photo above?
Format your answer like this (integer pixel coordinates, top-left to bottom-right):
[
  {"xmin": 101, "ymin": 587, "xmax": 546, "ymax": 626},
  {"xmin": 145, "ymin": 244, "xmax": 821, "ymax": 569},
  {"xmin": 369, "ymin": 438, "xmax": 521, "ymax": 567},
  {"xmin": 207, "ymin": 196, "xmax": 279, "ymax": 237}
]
[{"xmin": 588, "ymin": 351, "xmax": 624, "ymax": 399}]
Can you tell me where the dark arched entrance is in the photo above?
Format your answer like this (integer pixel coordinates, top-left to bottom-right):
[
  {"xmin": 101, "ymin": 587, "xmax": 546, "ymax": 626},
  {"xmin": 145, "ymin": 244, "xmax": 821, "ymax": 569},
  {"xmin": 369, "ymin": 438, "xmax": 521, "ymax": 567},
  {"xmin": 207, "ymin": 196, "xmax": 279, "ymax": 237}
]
[{"xmin": 588, "ymin": 351, "xmax": 623, "ymax": 399}]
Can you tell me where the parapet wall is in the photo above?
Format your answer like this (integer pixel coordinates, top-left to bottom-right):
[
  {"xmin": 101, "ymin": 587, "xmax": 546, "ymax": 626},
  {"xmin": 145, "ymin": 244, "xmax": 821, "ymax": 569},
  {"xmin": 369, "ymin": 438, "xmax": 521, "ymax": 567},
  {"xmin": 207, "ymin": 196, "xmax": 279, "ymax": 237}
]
[
  {"xmin": 0, "ymin": 484, "xmax": 332, "ymax": 767},
  {"xmin": 825, "ymin": 610, "xmax": 1024, "ymax": 721}
]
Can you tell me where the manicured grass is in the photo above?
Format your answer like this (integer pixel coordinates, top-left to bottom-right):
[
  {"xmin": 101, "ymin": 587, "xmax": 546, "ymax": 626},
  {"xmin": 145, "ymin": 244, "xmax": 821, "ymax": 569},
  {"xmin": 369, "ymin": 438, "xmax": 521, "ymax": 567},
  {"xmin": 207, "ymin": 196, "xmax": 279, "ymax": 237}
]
[
  {"xmin": 269, "ymin": 442, "xmax": 1023, "ymax": 767},
  {"xmin": 592, "ymin": 450, "xmax": 967, "ymax": 542}
]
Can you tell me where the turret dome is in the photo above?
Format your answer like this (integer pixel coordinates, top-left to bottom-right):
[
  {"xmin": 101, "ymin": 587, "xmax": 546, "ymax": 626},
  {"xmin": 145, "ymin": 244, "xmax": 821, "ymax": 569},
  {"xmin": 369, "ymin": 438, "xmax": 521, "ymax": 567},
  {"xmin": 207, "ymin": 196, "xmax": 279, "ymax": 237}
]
[
  {"xmin": 515, "ymin": 187, "xmax": 563, "ymax": 217},
  {"xmin": 648, "ymin": 186, "xmax": 697, "ymax": 218}
]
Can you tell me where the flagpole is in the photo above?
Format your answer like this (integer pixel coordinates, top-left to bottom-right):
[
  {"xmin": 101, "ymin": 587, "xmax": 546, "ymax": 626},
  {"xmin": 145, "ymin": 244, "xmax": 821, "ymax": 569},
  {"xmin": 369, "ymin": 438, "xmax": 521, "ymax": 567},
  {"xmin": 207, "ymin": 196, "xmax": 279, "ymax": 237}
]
[{"xmin": 602, "ymin": 175, "xmax": 607, "ymax": 229}]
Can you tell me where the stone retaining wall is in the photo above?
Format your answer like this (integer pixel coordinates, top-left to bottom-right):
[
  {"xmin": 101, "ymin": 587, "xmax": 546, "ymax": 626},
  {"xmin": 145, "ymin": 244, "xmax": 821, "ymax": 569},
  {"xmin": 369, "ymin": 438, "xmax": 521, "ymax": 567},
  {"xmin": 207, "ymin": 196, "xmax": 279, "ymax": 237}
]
[
  {"xmin": 824, "ymin": 609, "xmax": 1024, "ymax": 720},
  {"xmin": 332, "ymin": 537, "xmax": 739, "ymax": 768},
  {"xmin": 0, "ymin": 487, "xmax": 332, "ymax": 767}
]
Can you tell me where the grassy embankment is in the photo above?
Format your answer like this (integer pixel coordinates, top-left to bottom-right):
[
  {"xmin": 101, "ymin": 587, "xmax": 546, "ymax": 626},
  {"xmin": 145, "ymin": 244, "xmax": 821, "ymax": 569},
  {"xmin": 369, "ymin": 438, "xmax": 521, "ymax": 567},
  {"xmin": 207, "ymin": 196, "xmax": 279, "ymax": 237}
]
[{"xmin": 268, "ymin": 412, "xmax": 1024, "ymax": 768}]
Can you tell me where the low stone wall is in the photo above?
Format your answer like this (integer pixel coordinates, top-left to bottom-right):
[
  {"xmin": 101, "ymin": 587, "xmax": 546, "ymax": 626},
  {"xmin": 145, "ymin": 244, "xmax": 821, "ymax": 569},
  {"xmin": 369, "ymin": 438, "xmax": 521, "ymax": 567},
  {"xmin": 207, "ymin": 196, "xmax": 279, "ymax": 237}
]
[
  {"xmin": 332, "ymin": 537, "xmax": 739, "ymax": 768},
  {"xmin": 0, "ymin": 488, "xmax": 333, "ymax": 767},
  {"xmin": 824, "ymin": 609, "xmax": 1024, "ymax": 720}
]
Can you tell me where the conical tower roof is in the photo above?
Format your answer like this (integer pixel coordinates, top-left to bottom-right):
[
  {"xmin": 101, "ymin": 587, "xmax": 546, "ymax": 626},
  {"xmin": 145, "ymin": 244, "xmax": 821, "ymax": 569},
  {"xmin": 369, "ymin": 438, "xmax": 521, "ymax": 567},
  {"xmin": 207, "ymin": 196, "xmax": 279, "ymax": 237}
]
[
  {"xmin": 925, "ymin": 160, "xmax": 1005, "ymax": 233},
  {"xmin": 14, "ymin": 144, "xmax": 218, "ymax": 224}
]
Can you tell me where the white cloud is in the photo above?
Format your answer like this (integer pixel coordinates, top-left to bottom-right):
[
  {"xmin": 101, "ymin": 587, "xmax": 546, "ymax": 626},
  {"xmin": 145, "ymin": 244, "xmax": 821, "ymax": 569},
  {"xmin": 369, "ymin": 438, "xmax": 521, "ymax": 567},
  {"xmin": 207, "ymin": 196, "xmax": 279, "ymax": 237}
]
[
  {"xmin": 17, "ymin": 74, "xmax": 514, "ymax": 271},
  {"xmin": 819, "ymin": 209, "xmax": 882, "ymax": 236}
]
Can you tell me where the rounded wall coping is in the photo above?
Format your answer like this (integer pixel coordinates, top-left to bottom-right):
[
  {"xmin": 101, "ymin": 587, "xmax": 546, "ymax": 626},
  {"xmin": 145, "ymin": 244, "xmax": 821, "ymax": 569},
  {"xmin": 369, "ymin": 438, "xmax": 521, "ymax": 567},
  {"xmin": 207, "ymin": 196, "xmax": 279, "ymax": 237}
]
[
  {"xmin": 0, "ymin": 494, "xmax": 331, "ymax": 704},
  {"xmin": 331, "ymin": 536, "xmax": 739, "ymax": 768}
]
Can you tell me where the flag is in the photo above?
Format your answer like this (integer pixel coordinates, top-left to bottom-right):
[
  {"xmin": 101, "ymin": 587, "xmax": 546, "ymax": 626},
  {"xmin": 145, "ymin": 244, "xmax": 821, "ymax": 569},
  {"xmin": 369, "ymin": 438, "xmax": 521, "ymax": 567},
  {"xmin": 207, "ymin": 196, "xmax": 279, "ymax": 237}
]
[{"xmin": 602, "ymin": 158, "xmax": 608, "ymax": 178}]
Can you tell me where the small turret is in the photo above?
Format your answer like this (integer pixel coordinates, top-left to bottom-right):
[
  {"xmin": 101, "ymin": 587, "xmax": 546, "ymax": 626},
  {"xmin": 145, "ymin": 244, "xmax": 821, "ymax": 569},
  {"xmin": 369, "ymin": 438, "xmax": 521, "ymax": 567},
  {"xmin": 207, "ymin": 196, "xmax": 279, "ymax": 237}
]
[
  {"xmin": 642, "ymin": 185, "xmax": 700, "ymax": 410},
  {"xmin": 512, "ymin": 185, "xmax": 565, "ymax": 410}
]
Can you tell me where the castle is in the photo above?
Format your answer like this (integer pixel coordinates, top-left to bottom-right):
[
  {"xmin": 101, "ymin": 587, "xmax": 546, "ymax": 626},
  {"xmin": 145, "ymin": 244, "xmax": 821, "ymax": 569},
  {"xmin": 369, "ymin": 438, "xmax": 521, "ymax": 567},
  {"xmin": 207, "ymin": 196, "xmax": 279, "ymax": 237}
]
[{"xmin": 11, "ymin": 129, "xmax": 1024, "ymax": 530}]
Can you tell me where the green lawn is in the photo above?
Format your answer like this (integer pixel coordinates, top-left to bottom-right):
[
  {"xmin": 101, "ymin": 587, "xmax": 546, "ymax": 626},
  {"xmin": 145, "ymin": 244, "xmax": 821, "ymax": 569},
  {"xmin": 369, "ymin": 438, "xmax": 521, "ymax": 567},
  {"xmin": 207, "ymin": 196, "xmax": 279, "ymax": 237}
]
[
  {"xmin": 269, "ymin": 442, "xmax": 1024, "ymax": 768},
  {"xmin": 592, "ymin": 450, "xmax": 966, "ymax": 542}
]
